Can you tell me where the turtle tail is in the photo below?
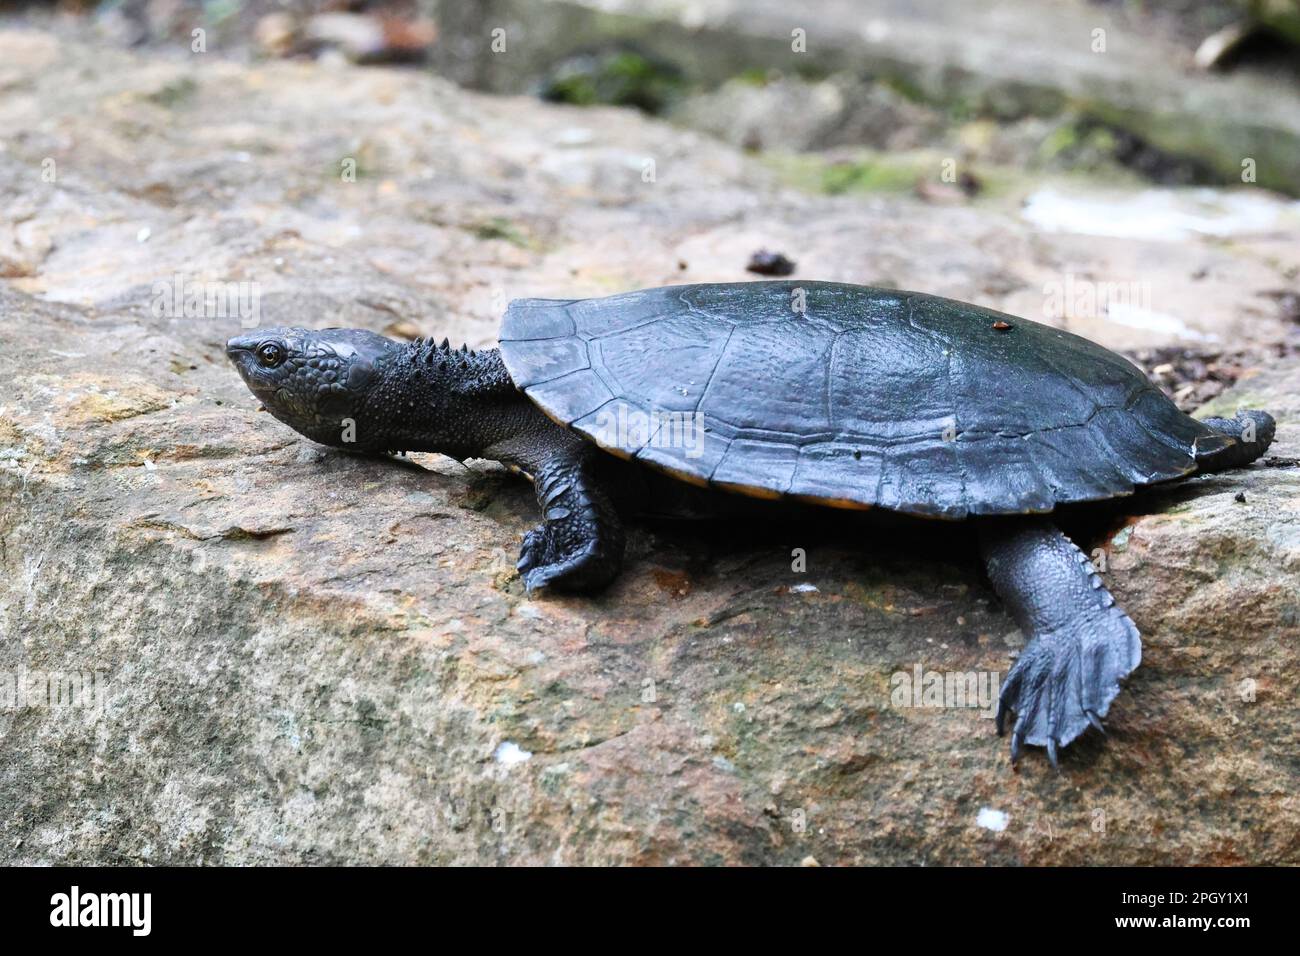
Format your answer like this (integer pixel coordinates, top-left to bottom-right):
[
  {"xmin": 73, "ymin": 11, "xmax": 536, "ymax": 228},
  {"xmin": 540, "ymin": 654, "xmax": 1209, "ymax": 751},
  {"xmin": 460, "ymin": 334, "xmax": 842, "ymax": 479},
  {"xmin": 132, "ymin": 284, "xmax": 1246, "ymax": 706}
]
[{"xmin": 1193, "ymin": 409, "xmax": 1276, "ymax": 473}]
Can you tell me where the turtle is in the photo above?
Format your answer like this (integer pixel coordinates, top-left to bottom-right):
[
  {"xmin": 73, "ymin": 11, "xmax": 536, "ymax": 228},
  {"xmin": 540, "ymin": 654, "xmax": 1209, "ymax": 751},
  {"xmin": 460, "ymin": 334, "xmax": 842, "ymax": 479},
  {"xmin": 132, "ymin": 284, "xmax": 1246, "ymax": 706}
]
[{"xmin": 226, "ymin": 280, "xmax": 1276, "ymax": 766}]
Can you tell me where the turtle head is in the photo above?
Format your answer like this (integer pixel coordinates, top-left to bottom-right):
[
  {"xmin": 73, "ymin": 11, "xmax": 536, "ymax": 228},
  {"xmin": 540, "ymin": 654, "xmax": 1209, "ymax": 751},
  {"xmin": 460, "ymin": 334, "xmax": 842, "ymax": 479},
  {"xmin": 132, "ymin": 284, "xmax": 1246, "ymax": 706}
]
[{"xmin": 226, "ymin": 327, "xmax": 400, "ymax": 449}]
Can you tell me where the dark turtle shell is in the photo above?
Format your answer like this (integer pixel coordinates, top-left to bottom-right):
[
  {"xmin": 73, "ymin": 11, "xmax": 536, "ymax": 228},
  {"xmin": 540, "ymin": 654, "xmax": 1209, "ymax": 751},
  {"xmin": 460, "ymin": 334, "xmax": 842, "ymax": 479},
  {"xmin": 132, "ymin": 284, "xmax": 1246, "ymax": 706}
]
[{"xmin": 499, "ymin": 281, "xmax": 1232, "ymax": 518}]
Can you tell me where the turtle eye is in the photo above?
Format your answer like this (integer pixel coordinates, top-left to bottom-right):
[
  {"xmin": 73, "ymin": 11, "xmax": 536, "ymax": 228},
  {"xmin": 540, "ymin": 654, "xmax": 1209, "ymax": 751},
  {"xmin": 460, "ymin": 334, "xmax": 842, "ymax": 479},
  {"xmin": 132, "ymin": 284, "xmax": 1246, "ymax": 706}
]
[{"xmin": 256, "ymin": 342, "xmax": 285, "ymax": 368}]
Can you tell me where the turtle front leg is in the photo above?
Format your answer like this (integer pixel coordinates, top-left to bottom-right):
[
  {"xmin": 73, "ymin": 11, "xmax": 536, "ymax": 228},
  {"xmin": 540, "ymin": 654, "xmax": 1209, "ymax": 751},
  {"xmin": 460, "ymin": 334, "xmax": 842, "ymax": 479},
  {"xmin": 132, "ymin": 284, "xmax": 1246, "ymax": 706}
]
[
  {"xmin": 978, "ymin": 518, "xmax": 1141, "ymax": 768},
  {"xmin": 516, "ymin": 443, "xmax": 625, "ymax": 594}
]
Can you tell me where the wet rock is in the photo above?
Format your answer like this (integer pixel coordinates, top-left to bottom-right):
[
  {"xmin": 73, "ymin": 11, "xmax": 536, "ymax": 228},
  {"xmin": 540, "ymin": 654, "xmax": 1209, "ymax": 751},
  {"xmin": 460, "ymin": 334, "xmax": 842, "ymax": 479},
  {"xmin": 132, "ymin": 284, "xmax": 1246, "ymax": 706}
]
[{"xmin": 0, "ymin": 30, "xmax": 1297, "ymax": 865}]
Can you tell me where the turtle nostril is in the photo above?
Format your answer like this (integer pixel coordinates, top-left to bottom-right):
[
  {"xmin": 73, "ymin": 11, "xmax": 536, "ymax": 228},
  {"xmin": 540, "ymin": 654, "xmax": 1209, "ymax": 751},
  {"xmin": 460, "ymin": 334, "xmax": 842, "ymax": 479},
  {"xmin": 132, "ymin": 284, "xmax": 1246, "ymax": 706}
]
[{"xmin": 226, "ymin": 336, "xmax": 254, "ymax": 359}]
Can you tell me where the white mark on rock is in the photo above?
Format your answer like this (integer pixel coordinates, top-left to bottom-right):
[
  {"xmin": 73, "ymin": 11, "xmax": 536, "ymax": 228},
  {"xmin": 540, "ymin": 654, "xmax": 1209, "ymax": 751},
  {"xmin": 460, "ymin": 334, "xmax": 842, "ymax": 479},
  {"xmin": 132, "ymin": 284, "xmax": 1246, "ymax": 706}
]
[
  {"xmin": 977, "ymin": 807, "xmax": 1010, "ymax": 832},
  {"xmin": 555, "ymin": 127, "xmax": 594, "ymax": 147},
  {"xmin": 790, "ymin": 583, "xmax": 819, "ymax": 593},
  {"xmin": 494, "ymin": 741, "xmax": 532, "ymax": 767},
  {"xmin": 862, "ymin": 19, "xmax": 890, "ymax": 41},
  {"xmin": 1021, "ymin": 187, "xmax": 1300, "ymax": 241},
  {"xmin": 1106, "ymin": 303, "xmax": 1218, "ymax": 343}
]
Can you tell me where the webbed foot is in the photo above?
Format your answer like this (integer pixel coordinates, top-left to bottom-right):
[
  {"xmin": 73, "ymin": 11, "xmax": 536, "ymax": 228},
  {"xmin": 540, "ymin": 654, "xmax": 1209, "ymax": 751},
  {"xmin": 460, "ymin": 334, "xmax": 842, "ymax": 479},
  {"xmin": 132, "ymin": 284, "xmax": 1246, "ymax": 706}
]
[
  {"xmin": 996, "ymin": 617, "xmax": 1137, "ymax": 767},
  {"xmin": 980, "ymin": 518, "xmax": 1141, "ymax": 768}
]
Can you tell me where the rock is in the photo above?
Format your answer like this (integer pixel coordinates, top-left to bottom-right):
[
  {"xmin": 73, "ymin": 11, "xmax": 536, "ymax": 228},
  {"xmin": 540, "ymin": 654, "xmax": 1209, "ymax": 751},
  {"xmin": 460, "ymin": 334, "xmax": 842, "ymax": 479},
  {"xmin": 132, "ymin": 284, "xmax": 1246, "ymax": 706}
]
[
  {"xmin": 0, "ymin": 219, "xmax": 52, "ymax": 279},
  {"xmin": 0, "ymin": 30, "xmax": 1298, "ymax": 865},
  {"xmin": 669, "ymin": 74, "xmax": 943, "ymax": 153},
  {"xmin": 433, "ymin": 0, "xmax": 1300, "ymax": 196}
]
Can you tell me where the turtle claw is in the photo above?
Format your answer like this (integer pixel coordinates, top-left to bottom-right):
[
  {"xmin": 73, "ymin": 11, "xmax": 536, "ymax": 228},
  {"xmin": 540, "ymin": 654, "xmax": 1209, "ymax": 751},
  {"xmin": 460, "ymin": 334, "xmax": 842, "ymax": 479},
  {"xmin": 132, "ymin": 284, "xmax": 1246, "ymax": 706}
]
[
  {"xmin": 517, "ymin": 525, "xmax": 619, "ymax": 594},
  {"xmin": 1010, "ymin": 724, "xmax": 1026, "ymax": 765},
  {"xmin": 996, "ymin": 617, "xmax": 1133, "ymax": 767},
  {"xmin": 1086, "ymin": 710, "xmax": 1107, "ymax": 735},
  {"xmin": 516, "ymin": 528, "xmax": 546, "ymax": 573}
]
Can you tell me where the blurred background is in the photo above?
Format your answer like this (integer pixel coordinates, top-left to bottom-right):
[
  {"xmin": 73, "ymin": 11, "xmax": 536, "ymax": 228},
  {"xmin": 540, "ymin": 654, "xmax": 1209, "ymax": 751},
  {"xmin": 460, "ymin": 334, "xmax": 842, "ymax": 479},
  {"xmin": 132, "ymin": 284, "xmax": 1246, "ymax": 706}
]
[{"xmin": 7, "ymin": 0, "xmax": 1300, "ymax": 192}]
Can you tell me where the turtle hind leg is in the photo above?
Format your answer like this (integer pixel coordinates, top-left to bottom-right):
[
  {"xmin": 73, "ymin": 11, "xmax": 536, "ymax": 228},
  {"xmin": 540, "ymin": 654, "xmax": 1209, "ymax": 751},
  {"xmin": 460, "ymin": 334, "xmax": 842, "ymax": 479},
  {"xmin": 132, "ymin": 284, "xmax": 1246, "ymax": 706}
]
[
  {"xmin": 1195, "ymin": 409, "xmax": 1276, "ymax": 472},
  {"xmin": 978, "ymin": 518, "xmax": 1141, "ymax": 768},
  {"xmin": 516, "ymin": 440, "xmax": 626, "ymax": 594}
]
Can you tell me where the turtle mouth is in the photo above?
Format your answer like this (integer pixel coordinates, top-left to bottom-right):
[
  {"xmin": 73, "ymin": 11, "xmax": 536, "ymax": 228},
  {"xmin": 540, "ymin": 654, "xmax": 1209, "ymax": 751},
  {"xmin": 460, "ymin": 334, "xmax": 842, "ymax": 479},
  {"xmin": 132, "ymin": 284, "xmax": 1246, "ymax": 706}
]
[{"xmin": 226, "ymin": 350, "xmax": 255, "ymax": 385}]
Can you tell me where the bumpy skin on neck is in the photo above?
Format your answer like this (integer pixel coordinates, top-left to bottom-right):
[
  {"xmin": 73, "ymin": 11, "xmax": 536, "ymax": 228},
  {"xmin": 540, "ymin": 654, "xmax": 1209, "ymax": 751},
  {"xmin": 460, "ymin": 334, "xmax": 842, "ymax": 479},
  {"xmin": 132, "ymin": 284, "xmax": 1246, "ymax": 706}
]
[{"xmin": 355, "ymin": 340, "xmax": 578, "ymax": 469}]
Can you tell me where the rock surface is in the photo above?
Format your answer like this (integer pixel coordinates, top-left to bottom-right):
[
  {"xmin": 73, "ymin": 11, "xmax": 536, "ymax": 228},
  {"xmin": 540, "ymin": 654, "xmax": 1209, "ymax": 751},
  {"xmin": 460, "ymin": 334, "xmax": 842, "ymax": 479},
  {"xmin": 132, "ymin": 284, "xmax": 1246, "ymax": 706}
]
[
  {"xmin": 432, "ymin": 0, "xmax": 1300, "ymax": 195},
  {"xmin": 0, "ymin": 31, "xmax": 1297, "ymax": 864}
]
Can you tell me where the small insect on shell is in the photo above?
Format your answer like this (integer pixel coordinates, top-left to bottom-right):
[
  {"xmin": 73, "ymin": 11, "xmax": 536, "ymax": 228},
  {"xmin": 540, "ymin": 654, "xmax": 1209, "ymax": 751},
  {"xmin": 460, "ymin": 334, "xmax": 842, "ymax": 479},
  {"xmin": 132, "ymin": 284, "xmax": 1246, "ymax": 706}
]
[{"xmin": 992, "ymin": 321, "xmax": 1013, "ymax": 331}]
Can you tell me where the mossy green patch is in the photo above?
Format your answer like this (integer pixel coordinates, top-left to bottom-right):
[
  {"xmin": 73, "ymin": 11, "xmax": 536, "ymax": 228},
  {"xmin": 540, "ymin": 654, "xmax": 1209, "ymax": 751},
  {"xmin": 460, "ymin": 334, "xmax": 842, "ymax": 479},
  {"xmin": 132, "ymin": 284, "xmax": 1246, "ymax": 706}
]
[
  {"xmin": 144, "ymin": 77, "xmax": 198, "ymax": 109},
  {"xmin": 764, "ymin": 150, "xmax": 1022, "ymax": 199},
  {"xmin": 731, "ymin": 68, "xmax": 772, "ymax": 88},
  {"xmin": 1037, "ymin": 119, "xmax": 1121, "ymax": 166},
  {"xmin": 763, "ymin": 152, "xmax": 919, "ymax": 196},
  {"xmin": 469, "ymin": 217, "xmax": 536, "ymax": 250},
  {"xmin": 878, "ymin": 72, "xmax": 929, "ymax": 105},
  {"xmin": 540, "ymin": 50, "xmax": 688, "ymax": 115}
]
